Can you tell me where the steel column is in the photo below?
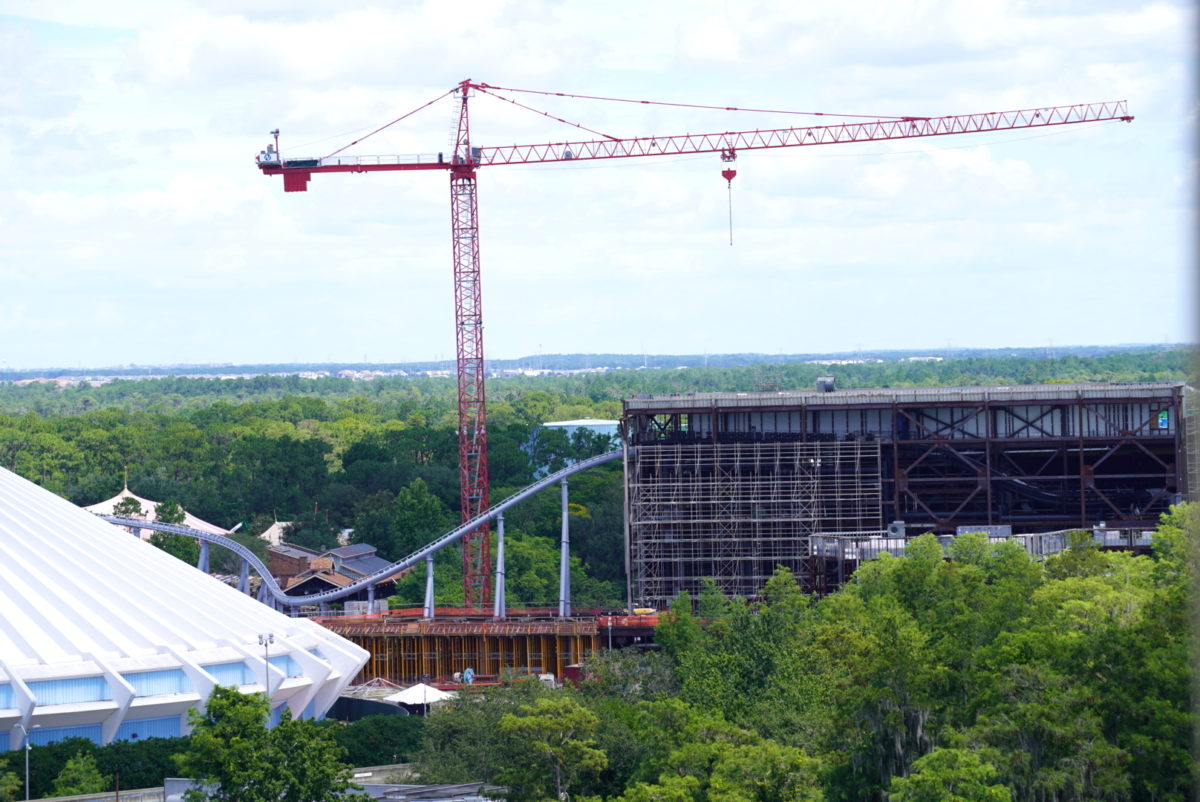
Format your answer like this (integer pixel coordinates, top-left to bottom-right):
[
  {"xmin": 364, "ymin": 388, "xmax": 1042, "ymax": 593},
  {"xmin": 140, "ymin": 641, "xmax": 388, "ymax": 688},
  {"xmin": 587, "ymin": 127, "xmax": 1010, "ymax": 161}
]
[
  {"xmin": 493, "ymin": 513, "xmax": 506, "ymax": 620},
  {"xmin": 424, "ymin": 554, "xmax": 436, "ymax": 619},
  {"xmin": 558, "ymin": 479, "xmax": 571, "ymax": 618}
]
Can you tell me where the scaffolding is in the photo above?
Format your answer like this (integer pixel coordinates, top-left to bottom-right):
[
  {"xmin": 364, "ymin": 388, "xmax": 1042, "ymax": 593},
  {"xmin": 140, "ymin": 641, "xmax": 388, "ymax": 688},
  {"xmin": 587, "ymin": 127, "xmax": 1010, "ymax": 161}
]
[
  {"xmin": 1186, "ymin": 386, "xmax": 1199, "ymax": 503},
  {"xmin": 628, "ymin": 440, "xmax": 882, "ymax": 606},
  {"xmin": 624, "ymin": 382, "xmax": 1190, "ymax": 606}
]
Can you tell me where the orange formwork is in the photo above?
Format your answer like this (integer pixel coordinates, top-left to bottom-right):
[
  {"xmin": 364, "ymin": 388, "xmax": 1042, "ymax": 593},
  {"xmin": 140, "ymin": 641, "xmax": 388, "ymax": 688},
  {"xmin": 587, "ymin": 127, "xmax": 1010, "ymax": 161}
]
[{"xmin": 322, "ymin": 617, "xmax": 603, "ymax": 685}]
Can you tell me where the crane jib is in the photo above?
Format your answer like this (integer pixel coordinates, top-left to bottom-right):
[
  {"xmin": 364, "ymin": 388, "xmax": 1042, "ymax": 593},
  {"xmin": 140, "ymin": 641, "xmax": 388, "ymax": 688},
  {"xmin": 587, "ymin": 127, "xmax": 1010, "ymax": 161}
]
[{"xmin": 258, "ymin": 99, "xmax": 1130, "ymax": 181}]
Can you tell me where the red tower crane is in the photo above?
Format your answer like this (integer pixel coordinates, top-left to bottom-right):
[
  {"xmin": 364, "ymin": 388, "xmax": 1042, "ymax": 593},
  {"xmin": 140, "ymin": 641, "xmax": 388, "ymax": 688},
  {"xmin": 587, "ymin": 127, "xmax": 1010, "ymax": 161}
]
[{"xmin": 257, "ymin": 80, "xmax": 1132, "ymax": 608}]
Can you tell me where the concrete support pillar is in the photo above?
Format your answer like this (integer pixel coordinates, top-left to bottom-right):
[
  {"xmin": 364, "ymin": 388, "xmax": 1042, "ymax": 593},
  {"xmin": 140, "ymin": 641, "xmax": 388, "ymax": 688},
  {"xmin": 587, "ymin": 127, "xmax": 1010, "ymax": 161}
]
[
  {"xmin": 238, "ymin": 559, "xmax": 250, "ymax": 594},
  {"xmin": 197, "ymin": 540, "xmax": 209, "ymax": 573},
  {"xmin": 493, "ymin": 513, "xmax": 507, "ymax": 620},
  {"xmin": 558, "ymin": 479, "xmax": 571, "ymax": 618}
]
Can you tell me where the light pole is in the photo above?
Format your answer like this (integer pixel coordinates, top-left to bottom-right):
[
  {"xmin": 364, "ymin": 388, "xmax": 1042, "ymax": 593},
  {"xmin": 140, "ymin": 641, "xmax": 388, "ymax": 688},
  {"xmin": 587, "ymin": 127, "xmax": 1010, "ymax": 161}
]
[
  {"xmin": 258, "ymin": 633, "xmax": 274, "ymax": 692},
  {"xmin": 258, "ymin": 633, "xmax": 274, "ymax": 681},
  {"xmin": 14, "ymin": 722, "xmax": 39, "ymax": 801}
]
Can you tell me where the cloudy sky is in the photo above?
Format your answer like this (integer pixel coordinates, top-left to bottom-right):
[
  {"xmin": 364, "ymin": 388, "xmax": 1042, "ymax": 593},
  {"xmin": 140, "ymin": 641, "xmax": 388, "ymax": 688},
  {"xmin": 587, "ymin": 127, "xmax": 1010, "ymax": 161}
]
[{"xmin": 2, "ymin": 1, "xmax": 1194, "ymax": 369}]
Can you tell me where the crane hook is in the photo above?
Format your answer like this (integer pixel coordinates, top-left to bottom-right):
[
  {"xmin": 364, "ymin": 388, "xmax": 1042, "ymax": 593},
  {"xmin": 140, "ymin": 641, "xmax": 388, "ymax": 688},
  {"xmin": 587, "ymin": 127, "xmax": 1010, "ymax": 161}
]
[
  {"xmin": 720, "ymin": 167, "xmax": 737, "ymax": 246},
  {"xmin": 719, "ymin": 148, "xmax": 737, "ymax": 245}
]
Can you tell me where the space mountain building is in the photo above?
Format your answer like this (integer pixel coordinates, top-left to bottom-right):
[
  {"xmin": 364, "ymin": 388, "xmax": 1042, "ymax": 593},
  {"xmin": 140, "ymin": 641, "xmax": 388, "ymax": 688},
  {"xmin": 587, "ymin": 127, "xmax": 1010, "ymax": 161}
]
[{"xmin": 0, "ymin": 466, "xmax": 368, "ymax": 750}]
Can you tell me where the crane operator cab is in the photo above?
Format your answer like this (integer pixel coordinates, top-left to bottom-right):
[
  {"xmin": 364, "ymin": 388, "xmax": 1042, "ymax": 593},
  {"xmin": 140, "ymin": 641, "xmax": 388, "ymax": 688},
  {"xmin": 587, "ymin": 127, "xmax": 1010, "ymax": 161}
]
[{"xmin": 256, "ymin": 143, "xmax": 279, "ymax": 165}]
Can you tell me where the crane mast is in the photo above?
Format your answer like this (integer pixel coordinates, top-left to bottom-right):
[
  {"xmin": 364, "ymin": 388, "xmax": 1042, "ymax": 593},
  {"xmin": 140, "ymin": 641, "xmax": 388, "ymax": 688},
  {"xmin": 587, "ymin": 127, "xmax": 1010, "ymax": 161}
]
[
  {"xmin": 449, "ymin": 81, "xmax": 491, "ymax": 607},
  {"xmin": 257, "ymin": 83, "xmax": 1132, "ymax": 609}
]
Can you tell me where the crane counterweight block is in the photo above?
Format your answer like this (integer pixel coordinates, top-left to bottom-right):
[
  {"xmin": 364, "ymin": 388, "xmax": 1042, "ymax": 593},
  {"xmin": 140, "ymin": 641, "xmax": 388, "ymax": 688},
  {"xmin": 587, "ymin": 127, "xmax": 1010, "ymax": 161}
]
[{"xmin": 282, "ymin": 171, "xmax": 311, "ymax": 192}]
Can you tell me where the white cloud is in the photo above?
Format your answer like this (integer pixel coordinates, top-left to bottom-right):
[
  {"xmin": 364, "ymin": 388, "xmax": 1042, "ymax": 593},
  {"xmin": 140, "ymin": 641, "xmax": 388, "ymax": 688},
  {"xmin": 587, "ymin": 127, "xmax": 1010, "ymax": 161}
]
[{"xmin": 0, "ymin": 0, "xmax": 1192, "ymax": 367}]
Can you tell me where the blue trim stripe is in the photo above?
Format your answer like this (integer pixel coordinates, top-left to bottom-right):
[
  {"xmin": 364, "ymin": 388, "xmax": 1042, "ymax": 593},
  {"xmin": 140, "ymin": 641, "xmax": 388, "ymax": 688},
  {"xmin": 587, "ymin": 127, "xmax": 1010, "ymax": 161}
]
[
  {"xmin": 115, "ymin": 715, "xmax": 182, "ymax": 742},
  {"xmin": 203, "ymin": 662, "xmax": 252, "ymax": 686},
  {"xmin": 28, "ymin": 676, "xmax": 112, "ymax": 705},
  {"xmin": 268, "ymin": 655, "xmax": 303, "ymax": 678},
  {"xmin": 121, "ymin": 669, "xmax": 192, "ymax": 697},
  {"xmin": 0, "ymin": 684, "xmax": 12, "ymax": 708},
  {"xmin": 31, "ymin": 723, "xmax": 103, "ymax": 746}
]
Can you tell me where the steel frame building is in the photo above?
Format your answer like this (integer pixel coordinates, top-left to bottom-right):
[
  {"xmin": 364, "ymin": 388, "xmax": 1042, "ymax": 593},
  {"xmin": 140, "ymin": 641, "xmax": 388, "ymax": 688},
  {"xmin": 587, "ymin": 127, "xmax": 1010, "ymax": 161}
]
[{"xmin": 623, "ymin": 382, "xmax": 1191, "ymax": 606}]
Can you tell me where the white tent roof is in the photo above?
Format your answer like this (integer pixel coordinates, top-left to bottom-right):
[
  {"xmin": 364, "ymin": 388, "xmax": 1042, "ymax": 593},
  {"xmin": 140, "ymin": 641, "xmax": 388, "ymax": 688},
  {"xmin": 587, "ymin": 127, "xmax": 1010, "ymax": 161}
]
[
  {"xmin": 0, "ymin": 465, "xmax": 368, "ymax": 747},
  {"xmin": 84, "ymin": 487, "xmax": 230, "ymax": 537},
  {"xmin": 259, "ymin": 521, "xmax": 293, "ymax": 546},
  {"xmin": 384, "ymin": 683, "xmax": 457, "ymax": 705}
]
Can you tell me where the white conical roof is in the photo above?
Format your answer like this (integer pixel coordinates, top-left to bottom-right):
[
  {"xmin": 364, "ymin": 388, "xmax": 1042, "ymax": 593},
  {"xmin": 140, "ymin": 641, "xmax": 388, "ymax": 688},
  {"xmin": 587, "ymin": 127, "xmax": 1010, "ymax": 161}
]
[
  {"xmin": 0, "ymin": 465, "xmax": 368, "ymax": 748},
  {"xmin": 84, "ymin": 488, "xmax": 230, "ymax": 537}
]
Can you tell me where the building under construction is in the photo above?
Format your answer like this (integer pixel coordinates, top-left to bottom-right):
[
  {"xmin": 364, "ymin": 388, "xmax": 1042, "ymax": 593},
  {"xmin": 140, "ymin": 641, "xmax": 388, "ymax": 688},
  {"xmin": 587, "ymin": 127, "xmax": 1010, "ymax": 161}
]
[
  {"xmin": 623, "ymin": 382, "xmax": 1192, "ymax": 607},
  {"xmin": 320, "ymin": 611, "xmax": 658, "ymax": 686}
]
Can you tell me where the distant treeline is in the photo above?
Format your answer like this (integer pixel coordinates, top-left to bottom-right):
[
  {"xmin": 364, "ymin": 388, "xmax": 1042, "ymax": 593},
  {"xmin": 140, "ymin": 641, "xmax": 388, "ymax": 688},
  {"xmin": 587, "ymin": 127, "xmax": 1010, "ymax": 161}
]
[
  {"xmin": 0, "ymin": 348, "xmax": 1192, "ymax": 417},
  {"xmin": 1, "ymin": 343, "xmax": 1190, "ymax": 381}
]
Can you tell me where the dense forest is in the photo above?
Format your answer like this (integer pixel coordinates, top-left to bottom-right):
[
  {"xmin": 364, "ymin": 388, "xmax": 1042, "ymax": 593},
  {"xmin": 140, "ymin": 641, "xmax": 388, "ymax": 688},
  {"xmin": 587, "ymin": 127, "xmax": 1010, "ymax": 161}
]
[
  {"xmin": 0, "ymin": 348, "xmax": 1193, "ymax": 606},
  {"xmin": 0, "ymin": 350, "xmax": 1195, "ymax": 799},
  {"xmin": 415, "ymin": 506, "xmax": 1196, "ymax": 801},
  {"xmin": 0, "ymin": 348, "xmax": 1191, "ymax": 418}
]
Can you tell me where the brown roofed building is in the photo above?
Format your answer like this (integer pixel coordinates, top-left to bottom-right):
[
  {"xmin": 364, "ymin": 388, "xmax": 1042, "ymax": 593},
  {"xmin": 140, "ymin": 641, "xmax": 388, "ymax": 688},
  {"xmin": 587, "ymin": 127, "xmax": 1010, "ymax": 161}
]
[
  {"xmin": 282, "ymin": 543, "xmax": 396, "ymax": 604},
  {"xmin": 268, "ymin": 542, "xmax": 321, "ymax": 585}
]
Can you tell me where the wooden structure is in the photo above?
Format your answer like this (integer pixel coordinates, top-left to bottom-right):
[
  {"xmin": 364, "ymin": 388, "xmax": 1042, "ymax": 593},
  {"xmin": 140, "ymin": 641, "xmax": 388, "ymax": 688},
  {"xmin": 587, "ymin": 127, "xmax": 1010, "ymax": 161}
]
[{"xmin": 323, "ymin": 616, "xmax": 597, "ymax": 684}]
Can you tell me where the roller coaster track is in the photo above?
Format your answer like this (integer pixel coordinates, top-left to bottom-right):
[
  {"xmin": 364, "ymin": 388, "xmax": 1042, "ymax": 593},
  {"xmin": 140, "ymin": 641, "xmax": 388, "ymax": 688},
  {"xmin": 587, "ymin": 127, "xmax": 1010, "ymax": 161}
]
[{"xmin": 100, "ymin": 449, "xmax": 623, "ymax": 609}]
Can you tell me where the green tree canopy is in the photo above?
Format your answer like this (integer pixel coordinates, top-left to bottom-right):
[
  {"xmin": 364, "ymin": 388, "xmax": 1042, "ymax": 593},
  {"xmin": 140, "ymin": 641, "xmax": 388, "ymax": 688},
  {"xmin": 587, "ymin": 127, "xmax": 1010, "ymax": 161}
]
[
  {"xmin": 889, "ymin": 748, "xmax": 1010, "ymax": 802},
  {"xmin": 154, "ymin": 499, "xmax": 187, "ymax": 524},
  {"xmin": 112, "ymin": 496, "xmax": 144, "ymax": 517},
  {"xmin": 0, "ymin": 771, "xmax": 20, "ymax": 802},
  {"xmin": 498, "ymin": 696, "xmax": 607, "ymax": 802},
  {"xmin": 50, "ymin": 752, "xmax": 110, "ymax": 797},
  {"xmin": 150, "ymin": 531, "xmax": 201, "ymax": 564},
  {"xmin": 174, "ymin": 686, "xmax": 362, "ymax": 802}
]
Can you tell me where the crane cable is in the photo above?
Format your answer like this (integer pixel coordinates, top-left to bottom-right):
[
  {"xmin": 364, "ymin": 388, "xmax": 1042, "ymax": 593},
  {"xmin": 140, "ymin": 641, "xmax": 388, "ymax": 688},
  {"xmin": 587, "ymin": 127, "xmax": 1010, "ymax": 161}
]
[
  {"xmin": 322, "ymin": 89, "xmax": 454, "ymax": 160},
  {"xmin": 722, "ymin": 168, "xmax": 737, "ymax": 246},
  {"xmin": 473, "ymin": 85, "xmax": 623, "ymax": 142},
  {"xmin": 727, "ymin": 178, "xmax": 734, "ymax": 246},
  {"xmin": 475, "ymin": 82, "xmax": 928, "ymax": 121}
]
